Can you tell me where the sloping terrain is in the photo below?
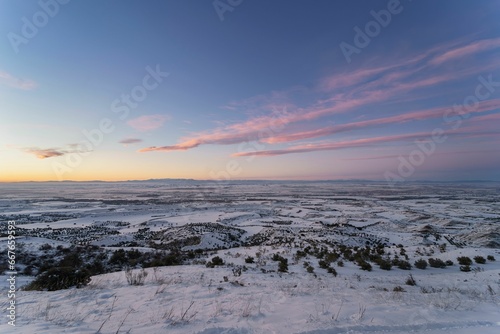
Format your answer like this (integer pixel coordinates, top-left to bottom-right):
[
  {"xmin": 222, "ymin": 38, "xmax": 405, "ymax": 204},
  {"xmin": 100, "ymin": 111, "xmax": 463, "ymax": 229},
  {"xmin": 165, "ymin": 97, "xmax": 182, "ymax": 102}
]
[{"xmin": 0, "ymin": 181, "xmax": 499, "ymax": 333}]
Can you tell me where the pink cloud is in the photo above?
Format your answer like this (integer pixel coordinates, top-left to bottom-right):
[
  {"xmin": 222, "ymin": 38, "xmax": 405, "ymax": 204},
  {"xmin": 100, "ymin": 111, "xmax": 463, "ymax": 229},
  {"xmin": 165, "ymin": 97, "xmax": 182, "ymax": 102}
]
[
  {"xmin": 141, "ymin": 91, "xmax": 496, "ymax": 154},
  {"xmin": 127, "ymin": 114, "xmax": 170, "ymax": 132},
  {"xmin": 319, "ymin": 65, "xmax": 394, "ymax": 92},
  {"xmin": 139, "ymin": 138, "xmax": 202, "ymax": 152},
  {"xmin": 264, "ymin": 99, "xmax": 500, "ymax": 144},
  {"xmin": 430, "ymin": 38, "xmax": 500, "ymax": 65},
  {"xmin": 24, "ymin": 148, "xmax": 65, "ymax": 159},
  {"xmin": 343, "ymin": 149, "xmax": 500, "ymax": 161},
  {"xmin": 0, "ymin": 71, "xmax": 37, "ymax": 90},
  {"xmin": 233, "ymin": 127, "xmax": 499, "ymax": 157},
  {"xmin": 232, "ymin": 132, "xmax": 433, "ymax": 157},
  {"xmin": 318, "ymin": 36, "xmax": 489, "ymax": 93},
  {"xmin": 139, "ymin": 38, "xmax": 500, "ymax": 155}
]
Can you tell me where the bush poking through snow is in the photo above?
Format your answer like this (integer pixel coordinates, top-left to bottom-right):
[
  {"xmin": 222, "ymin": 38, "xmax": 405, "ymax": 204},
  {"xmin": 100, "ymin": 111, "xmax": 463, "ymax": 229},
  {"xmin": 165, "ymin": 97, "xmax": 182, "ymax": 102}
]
[
  {"xmin": 271, "ymin": 254, "xmax": 288, "ymax": 272},
  {"xmin": 405, "ymin": 274, "xmax": 417, "ymax": 286},
  {"xmin": 414, "ymin": 259, "xmax": 427, "ymax": 269},
  {"xmin": 473, "ymin": 256, "xmax": 486, "ymax": 264},
  {"xmin": 327, "ymin": 267, "xmax": 338, "ymax": 277},
  {"xmin": 24, "ymin": 267, "xmax": 91, "ymax": 291},
  {"xmin": 393, "ymin": 286, "xmax": 405, "ymax": 292},
  {"xmin": 278, "ymin": 259, "xmax": 288, "ymax": 273},
  {"xmin": 459, "ymin": 265, "xmax": 471, "ymax": 272},
  {"xmin": 457, "ymin": 256, "xmax": 472, "ymax": 266},
  {"xmin": 358, "ymin": 261, "xmax": 372, "ymax": 271},
  {"xmin": 318, "ymin": 260, "xmax": 329, "ymax": 269},
  {"xmin": 125, "ymin": 267, "xmax": 148, "ymax": 285},
  {"xmin": 39, "ymin": 243, "xmax": 53, "ymax": 251},
  {"xmin": 232, "ymin": 266, "xmax": 243, "ymax": 277},
  {"xmin": 428, "ymin": 258, "xmax": 446, "ymax": 268},
  {"xmin": 206, "ymin": 256, "xmax": 225, "ymax": 268},
  {"xmin": 379, "ymin": 259, "xmax": 392, "ymax": 271},
  {"xmin": 487, "ymin": 255, "xmax": 495, "ymax": 261},
  {"xmin": 397, "ymin": 260, "xmax": 412, "ymax": 270}
]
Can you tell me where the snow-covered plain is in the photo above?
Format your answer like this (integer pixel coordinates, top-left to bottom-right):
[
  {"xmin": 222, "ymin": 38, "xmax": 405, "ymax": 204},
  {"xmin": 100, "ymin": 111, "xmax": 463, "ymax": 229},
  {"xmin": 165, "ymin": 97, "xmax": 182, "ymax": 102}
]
[{"xmin": 0, "ymin": 180, "xmax": 499, "ymax": 333}]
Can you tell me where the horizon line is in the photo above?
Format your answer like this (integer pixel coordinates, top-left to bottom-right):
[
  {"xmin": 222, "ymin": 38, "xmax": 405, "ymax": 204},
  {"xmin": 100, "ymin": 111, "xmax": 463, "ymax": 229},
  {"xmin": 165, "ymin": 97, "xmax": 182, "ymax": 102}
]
[{"xmin": 0, "ymin": 178, "xmax": 498, "ymax": 184}]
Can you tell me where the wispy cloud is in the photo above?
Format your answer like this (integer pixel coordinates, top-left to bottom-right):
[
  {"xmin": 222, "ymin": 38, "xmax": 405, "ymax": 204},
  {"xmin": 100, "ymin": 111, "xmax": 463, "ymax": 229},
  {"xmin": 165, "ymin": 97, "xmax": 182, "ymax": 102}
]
[
  {"xmin": 22, "ymin": 145, "xmax": 92, "ymax": 159},
  {"xmin": 263, "ymin": 99, "xmax": 500, "ymax": 144},
  {"xmin": 0, "ymin": 70, "xmax": 37, "ymax": 90},
  {"xmin": 24, "ymin": 148, "xmax": 66, "ymax": 159},
  {"xmin": 139, "ymin": 37, "xmax": 500, "ymax": 155},
  {"xmin": 233, "ymin": 132, "xmax": 430, "ymax": 157},
  {"xmin": 319, "ymin": 64, "xmax": 407, "ymax": 92},
  {"xmin": 430, "ymin": 38, "xmax": 500, "ymax": 65},
  {"xmin": 233, "ymin": 128, "xmax": 500, "ymax": 157},
  {"xmin": 127, "ymin": 114, "xmax": 170, "ymax": 132},
  {"xmin": 343, "ymin": 149, "xmax": 500, "ymax": 161},
  {"xmin": 139, "ymin": 107, "xmax": 291, "ymax": 152},
  {"xmin": 119, "ymin": 138, "xmax": 143, "ymax": 145}
]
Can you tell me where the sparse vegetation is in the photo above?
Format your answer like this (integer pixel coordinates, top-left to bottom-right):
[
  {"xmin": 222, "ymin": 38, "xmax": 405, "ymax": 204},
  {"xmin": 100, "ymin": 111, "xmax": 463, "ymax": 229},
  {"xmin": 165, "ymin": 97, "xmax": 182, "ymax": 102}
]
[
  {"xmin": 244, "ymin": 256, "xmax": 254, "ymax": 264},
  {"xmin": 125, "ymin": 267, "xmax": 148, "ymax": 285},
  {"xmin": 327, "ymin": 266, "xmax": 338, "ymax": 277},
  {"xmin": 24, "ymin": 267, "xmax": 91, "ymax": 291},
  {"xmin": 206, "ymin": 256, "xmax": 225, "ymax": 268},
  {"xmin": 379, "ymin": 259, "xmax": 392, "ymax": 271},
  {"xmin": 358, "ymin": 261, "xmax": 372, "ymax": 271},
  {"xmin": 460, "ymin": 265, "xmax": 471, "ymax": 272},
  {"xmin": 271, "ymin": 254, "xmax": 289, "ymax": 272},
  {"xmin": 318, "ymin": 260, "xmax": 329, "ymax": 269},
  {"xmin": 5, "ymin": 181, "xmax": 500, "ymax": 331},
  {"xmin": 397, "ymin": 260, "xmax": 412, "ymax": 270},
  {"xmin": 428, "ymin": 258, "xmax": 446, "ymax": 268},
  {"xmin": 457, "ymin": 256, "xmax": 472, "ymax": 266},
  {"xmin": 405, "ymin": 274, "xmax": 417, "ymax": 286},
  {"xmin": 278, "ymin": 258, "xmax": 289, "ymax": 273},
  {"xmin": 473, "ymin": 256, "xmax": 486, "ymax": 264}
]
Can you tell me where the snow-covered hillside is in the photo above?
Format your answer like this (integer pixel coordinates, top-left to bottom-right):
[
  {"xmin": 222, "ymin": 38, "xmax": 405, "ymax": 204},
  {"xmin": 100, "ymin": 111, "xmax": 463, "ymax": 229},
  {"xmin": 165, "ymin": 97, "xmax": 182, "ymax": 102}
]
[{"xmin": 0, "ymin": 181, "xmax": 499, "ymax": 333}]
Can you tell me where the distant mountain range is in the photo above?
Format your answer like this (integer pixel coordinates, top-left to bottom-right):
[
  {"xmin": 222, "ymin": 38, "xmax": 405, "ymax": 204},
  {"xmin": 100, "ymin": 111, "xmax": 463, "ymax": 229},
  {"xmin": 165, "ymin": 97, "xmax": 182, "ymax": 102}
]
[{"xmin": 8, "ymin": 178, "xmax": 498, "ymax": 184}]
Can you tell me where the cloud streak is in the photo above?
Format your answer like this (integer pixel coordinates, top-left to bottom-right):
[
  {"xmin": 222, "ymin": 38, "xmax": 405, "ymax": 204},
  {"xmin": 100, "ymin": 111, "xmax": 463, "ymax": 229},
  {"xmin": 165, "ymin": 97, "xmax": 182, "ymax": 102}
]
[
  {"xmin": 22, "ymin": 145, "xmax": 92, "ymax": 159},
  {"xmin": 263, "ymin": 99, "xmax": 500, "ymax": 144},
  {"xmin": 430, "ymin": 38, "xmax": 500, "ymax": 65},
  {"xmin": 119, "ymin": 138, "xmax": 143, "ymax": 145},
  {"xmin": 24, "ymin": 148, "xmax": 66, "ymax": 159},
  {"xmin": 233, "ymin": 128, "xmax": 500, "ymax": 157},
  {"xmin": 139, "ymin": 37, "xmax": 500, "ymax": 155},
  {"xmin": 0, "ymin": 71, "xmax": 37, "ymax": 90}
]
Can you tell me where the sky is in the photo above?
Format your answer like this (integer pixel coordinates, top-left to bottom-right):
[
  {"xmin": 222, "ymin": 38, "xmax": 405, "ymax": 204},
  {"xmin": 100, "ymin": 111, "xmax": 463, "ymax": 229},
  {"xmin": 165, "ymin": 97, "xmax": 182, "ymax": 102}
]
[{"xmin": 0, "ymin": 0, "xmax": 499, "ymax": 182}]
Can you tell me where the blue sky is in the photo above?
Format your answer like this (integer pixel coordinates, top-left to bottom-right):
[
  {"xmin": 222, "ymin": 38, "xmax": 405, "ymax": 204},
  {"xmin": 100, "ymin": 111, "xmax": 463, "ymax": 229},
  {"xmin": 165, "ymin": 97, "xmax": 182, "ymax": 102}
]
[{"xmin": 0, "ymin": 0, "xmax": 499, "ymax": 182}]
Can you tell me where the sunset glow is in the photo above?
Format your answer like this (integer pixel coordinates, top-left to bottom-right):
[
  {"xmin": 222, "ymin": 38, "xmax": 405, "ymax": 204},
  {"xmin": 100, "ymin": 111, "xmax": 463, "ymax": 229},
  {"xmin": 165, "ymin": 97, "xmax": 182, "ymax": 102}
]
[{"xmin": 1, "ymin": 1, "xmax": 499, "ymax": 182}]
